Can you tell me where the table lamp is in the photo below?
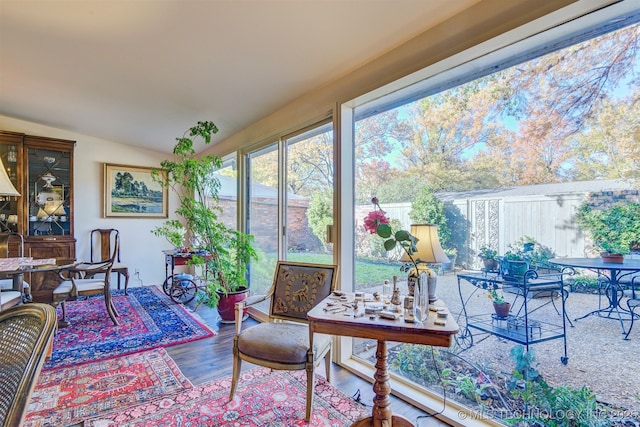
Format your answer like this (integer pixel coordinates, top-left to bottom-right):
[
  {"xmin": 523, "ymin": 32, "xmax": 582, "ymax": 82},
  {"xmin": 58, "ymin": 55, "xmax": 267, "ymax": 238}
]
[
  {"xmin": 400, "ymin": 224, "xmax": 448, "ymax": 302},
  {"xmin": 0, "ymin": 157, "xmax": 20, "ymax": 197}
]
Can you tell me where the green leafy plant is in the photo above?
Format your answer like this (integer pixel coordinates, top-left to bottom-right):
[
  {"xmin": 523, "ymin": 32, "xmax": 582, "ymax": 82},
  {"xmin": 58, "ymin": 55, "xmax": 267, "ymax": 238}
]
[
  {"xmin": 151, "ymin": 219, "xmax": 186, "ymax": 248},
  {"xmin": 508, "ymin": 346, "xmax": 607, "ymax": 427},
  {"xmin": 576, "ymin": 201, "xmax": 640, "ymax": 255},
  {"xmin": 477, "ymin": 245, "xmax": 498, "ymax": 260},
  {"xmin": 487, "ymin": 288, "xmax": 506, "ymax": 305},
  {"xmin": 152, "ymin": 121, "xmax": 258, "ymax": 308}
]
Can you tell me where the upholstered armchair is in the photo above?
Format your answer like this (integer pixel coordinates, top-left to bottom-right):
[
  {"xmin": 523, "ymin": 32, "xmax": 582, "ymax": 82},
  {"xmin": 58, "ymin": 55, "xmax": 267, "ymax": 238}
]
[{"xmin": 229, "ymin": 261, "xmax": 338, "ymax": 422}]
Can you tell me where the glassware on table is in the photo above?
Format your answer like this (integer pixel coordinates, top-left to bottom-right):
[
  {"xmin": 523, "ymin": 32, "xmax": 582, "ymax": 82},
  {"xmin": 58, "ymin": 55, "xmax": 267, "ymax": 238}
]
[{"xmin": 413, "ymin": 271, "xmax": 429, "ymax": 323}]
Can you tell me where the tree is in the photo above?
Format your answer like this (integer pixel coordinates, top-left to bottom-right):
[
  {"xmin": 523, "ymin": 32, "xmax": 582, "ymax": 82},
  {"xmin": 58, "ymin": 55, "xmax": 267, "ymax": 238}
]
[{"xmin": 408, "ymin": 186, "xmax": 451, "ymax": 249}]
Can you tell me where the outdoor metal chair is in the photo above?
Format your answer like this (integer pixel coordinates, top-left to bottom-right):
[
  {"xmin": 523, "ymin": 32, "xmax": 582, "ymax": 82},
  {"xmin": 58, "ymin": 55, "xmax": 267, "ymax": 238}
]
[
  {"xmin": 229, "ymin": 261, "xmax": 338, "ymax": 422},
  {"xmin": 624, "ymin": 275, "xmax": 640, "ymax": 340}
]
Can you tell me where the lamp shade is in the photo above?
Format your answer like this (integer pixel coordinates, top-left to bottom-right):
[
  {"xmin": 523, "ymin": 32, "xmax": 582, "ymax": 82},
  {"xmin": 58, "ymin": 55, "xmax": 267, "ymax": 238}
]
[
  {"xmin": 0, "ymin": 157, "xmax": 20, "ymax": 196},
  {"xmin": 400, "ymin": 224, "xmax": 449, "ymax": 264}
]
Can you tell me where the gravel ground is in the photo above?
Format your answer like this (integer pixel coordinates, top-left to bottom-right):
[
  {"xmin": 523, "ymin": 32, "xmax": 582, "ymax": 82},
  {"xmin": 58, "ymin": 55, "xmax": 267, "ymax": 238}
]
[{"xmin": 434, "ymin": 272, "xmax": 640, "ymax": 418}]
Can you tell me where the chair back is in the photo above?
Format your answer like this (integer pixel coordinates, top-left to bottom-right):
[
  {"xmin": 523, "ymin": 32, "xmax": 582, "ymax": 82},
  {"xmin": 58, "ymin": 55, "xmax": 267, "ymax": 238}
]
[
  {"xmin": 90, "ymin": 228, "xmax": 121, "ymax": 263},
  {"xmin": 99, "ymin": 234, "xmax": 120, "ymax": 286},
  {"xmin": 0, "ymin": 232, "xmax": 24, "ymax": 258},
  {"xmin": 269, "ymin": 261, "xmax": 338, "ymax": 323},
  {"xmin": 0, "ymin": 303, "xmax": 57, "ymax": 427}
]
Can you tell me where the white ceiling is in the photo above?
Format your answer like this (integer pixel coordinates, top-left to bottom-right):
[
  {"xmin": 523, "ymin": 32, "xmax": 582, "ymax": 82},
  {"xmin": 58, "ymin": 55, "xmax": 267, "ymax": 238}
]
[{"xmin": 0, "ymin": 0, "xmax": 478, "ymax": 153}]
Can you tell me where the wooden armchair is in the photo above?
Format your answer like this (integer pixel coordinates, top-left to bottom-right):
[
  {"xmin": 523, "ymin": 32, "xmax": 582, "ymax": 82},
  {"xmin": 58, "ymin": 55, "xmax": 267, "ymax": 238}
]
[
  {"xmin": 0, "ymin": 303, "xmax": 57, "ymax": 427},
  {"xmin": 90, "ymin": 228, "xmax": 130, "ymax": 294},
  {"xmin": 229, "ymin": 261, "xmax": 338, "ymax": 422},
  {"xmin": 53, "ymin": 237, "xmax": 120, "ymax": 326}
]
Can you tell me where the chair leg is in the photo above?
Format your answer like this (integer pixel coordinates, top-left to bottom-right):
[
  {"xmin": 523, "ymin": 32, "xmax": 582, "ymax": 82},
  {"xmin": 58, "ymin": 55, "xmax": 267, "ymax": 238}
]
[
  {"xmin": 229, "ymin": 337, "xmax": 242, "ymax": 400},
  {"xmin": 104, "ymin": 291, "xmax": 119, "ymax": 326},
  {"xmin": 123, "ymin": 271, "xmax": 130, "ymax": 295},
  {"xmin": 625, "ymin": 303, "xmax": 638, "ymax": 340},
  {"xmin": 324, "ymin": 350, "xmax": 331, "ymax": 383},
  {"xmin": 305, "ymin": 357, "xmax": 315, "ymax": 422}
]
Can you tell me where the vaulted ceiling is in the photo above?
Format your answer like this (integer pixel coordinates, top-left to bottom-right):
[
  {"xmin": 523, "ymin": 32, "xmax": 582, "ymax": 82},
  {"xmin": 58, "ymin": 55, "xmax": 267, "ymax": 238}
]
[{"xmin": 0, "ymin": 0, "xmax": 479, "ymax": 153}]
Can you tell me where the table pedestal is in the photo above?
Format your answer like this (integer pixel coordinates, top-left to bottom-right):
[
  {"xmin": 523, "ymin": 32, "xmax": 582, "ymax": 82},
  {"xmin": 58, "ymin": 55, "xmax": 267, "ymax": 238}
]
[{"xmin": 351, "ymin": 340, "xmax": 414, "ymax": 427}]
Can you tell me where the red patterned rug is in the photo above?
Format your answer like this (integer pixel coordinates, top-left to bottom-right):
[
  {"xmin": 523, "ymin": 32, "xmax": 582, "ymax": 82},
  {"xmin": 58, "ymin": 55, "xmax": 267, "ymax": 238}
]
[
  {"xmin": 24, "ymin": 347, "xmax": 192, "ymax": 427},
  {"xmin": 47, "ymin": 286, "xmax": 214, "ymax": 369},
  {"xmin": 85, "ymin": 367, "xmax": 370, "ymax": 426}
]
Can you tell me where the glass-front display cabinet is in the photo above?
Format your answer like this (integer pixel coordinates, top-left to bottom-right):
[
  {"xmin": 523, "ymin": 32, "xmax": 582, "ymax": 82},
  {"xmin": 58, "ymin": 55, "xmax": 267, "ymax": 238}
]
[
  {"xmin": 27, "ymin": 144, "xmax": 73, "ymax": 238},
  {"xmin": 0, "ymin": 130, "xmax": 76, "ymax": 303},
  {"xmin": 0, "ymin": 135, "xmax": 21, "ymax": 235}
]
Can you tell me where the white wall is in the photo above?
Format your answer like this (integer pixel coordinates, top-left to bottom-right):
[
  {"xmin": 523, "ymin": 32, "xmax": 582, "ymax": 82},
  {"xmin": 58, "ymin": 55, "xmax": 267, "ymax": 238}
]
[{"xmin": 0, "ymin": 114, "xmax": 179, "ymax": 287}]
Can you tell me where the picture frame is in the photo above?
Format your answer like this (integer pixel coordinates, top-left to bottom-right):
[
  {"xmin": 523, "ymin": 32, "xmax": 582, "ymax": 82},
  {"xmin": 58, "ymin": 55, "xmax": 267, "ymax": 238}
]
[{"xmin": 104, "ymin": 163, "xmax": 167, "ymax": 218}]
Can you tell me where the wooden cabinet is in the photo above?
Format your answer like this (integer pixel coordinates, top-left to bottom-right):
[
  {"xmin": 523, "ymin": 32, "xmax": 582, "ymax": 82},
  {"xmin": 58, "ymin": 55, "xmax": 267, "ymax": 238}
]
[{"xmin": 0, "ymin": 130, "xmax": 76, "ymax": 303}]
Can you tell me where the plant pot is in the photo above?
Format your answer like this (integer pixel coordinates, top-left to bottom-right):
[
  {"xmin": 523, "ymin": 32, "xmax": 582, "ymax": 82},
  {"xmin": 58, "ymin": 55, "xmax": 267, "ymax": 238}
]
[
  {"xmin": 481, "ymin": 257, "xmax": 499, "ymax": 271},
  {"xmin": 600, "ymin": 252, "xmax": 624, "ymax": 263},
  {"xmin": 502, "ymin": 260, "xmax": 528, "ymax": 279},
  {"xmin": 441, "ymin": 254, "xmax": 457, "ymax": 271},
  {"xmin": 216, "ymin": 287, "xmax": 250, "ymax": 323},
  {"xmin": 493, "ymin": 302, "xmax": 511, "ymax": 318}
]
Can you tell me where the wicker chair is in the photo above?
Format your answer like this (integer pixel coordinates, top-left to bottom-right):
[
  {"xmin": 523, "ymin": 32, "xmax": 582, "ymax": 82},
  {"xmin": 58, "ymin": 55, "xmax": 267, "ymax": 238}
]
[
  {"xmin": 229, "ymin": 261, "xmax": 337, "ymax": 422},
  {"xmin": 0, "ymin": 303, "xmax": 57, "ymax": 427}
]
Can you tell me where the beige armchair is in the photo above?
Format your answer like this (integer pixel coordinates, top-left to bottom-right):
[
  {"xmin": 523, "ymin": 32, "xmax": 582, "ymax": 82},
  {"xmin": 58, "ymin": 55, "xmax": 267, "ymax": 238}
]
[{"xmin": 229, "ymin": 261, "xmax": 338, "ymax": 422}]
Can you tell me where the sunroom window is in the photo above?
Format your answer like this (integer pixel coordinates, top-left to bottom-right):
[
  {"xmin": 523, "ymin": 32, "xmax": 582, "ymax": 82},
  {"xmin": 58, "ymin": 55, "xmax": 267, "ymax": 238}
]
[{"xmin": 344, "ymin": 2, "xmax": 640, "ymax": 424}]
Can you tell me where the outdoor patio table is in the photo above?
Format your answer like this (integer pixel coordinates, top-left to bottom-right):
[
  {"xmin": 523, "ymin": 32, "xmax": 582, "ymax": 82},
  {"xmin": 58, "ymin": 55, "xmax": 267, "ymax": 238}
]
[{"xmin": 549, "ymin": 257, "xmax": 640, "ymax": 334}]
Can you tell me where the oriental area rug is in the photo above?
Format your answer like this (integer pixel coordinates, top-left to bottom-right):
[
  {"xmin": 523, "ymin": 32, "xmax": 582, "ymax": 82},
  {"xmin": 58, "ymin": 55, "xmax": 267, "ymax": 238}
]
[
  {"xmin": 24, "ymin": 348, "xmax": 193, "ymax": 427},
  {"xmin": 85, "ymin": 367, "xmax": 370, "ymax": 426},
  {"xmin": 46, "ymin": 285, "xmax": 214, "ymax": 369}
]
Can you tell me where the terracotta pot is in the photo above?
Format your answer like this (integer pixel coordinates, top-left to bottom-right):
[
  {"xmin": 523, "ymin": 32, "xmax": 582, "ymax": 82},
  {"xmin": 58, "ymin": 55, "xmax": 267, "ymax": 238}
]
[
  {"xmin": 493, "ymin": 302, "xmax": 511, "ymax": 318},
  {"xmin": 216, "ymin": 287, "xmax": 250, "ymax": 323},
  {"xmin": 600, "ymin": 252, "xmax": 624, "ymax": 263}
]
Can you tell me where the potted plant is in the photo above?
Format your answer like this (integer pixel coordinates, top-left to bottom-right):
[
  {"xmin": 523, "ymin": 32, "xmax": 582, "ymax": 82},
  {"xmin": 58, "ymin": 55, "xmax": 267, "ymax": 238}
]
[
  {"xmin": 500, "ymin": 248, "xmax": 529, "ymax": 279},
  {"xmin": 442, "ymin": 248, "xmax": 458, "ymax": 272},
  {"xmin": 152, "ymin": 121, "xmax": 258, "ymax": 322},
  {"xmin": 488, "ymin": 288, "xmax": 510, "ymax": 318},
  {"xmin": 477, "ymin": 245, "xmax": 498, "ymax": 271},
  {"xmin": 576, "ymin": 201, "xmax": 639, "ymax": 261},
  {"xmin": 598, "ymin": 241, "xmax": 628, "ymax": 263}
]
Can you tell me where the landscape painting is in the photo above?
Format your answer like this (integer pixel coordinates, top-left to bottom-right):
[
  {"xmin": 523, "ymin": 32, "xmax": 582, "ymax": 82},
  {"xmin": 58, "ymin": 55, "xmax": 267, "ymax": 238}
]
[{"xmin": 104, "ymin": 163, "xmax": 167, "ymax": 218}]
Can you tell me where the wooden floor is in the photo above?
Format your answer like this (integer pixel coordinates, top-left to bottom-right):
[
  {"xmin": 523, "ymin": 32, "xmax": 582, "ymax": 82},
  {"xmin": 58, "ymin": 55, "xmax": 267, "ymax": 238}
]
[{"xmin": 165, "ymin": 301, "xmax": 452, "ymax": 427}]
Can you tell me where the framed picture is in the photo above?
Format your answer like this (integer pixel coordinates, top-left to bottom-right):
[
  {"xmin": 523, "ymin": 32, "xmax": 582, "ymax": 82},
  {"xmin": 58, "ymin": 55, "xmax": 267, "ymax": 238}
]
[{"xmin": 104, "ymin": 163, "xmax": 168, "ymax": 218}]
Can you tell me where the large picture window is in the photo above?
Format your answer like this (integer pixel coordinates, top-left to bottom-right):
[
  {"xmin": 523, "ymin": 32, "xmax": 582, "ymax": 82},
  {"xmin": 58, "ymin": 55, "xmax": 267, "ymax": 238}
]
[{"xmin": 345, "ymin": 3, "xmax": 640, "ymax": 424}]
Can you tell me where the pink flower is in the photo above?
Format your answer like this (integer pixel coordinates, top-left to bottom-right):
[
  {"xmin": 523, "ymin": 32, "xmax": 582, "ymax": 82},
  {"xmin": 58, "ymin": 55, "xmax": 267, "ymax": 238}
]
[{"xmin": 363, "ymin": 210, "xmax": 389, "ymax": 234}]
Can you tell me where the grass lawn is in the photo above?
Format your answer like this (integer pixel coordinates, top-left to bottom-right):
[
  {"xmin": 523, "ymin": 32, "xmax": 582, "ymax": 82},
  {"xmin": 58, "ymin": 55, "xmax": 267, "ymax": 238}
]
[{"xmin": 286, "ymin": 252, "xmax": 402, "ymax": 289}]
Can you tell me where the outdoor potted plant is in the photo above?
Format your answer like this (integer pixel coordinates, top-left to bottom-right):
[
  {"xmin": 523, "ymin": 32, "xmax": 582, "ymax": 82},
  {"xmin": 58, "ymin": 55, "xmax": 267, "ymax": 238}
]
[
  {"xmin": 488, "ymin": 288, "xmax": 510, "ymax": 318},
  {"xmin": 598, "ymin": 241, "xmax": 628, "ymax": 263},
  {"xmin": 152, "ymin": 121, "xmax": 258, "ymax": 322},
  {"xmin": 500, "ymin": 248, "xmax": 529, "ymax": 279},
  {"xmin": 442, "ymin": 248, "xmax": 458, "ymax": 272},
  {"xmin": 477, "ymin": 245, "xmax": 499, "ymax": 271}
]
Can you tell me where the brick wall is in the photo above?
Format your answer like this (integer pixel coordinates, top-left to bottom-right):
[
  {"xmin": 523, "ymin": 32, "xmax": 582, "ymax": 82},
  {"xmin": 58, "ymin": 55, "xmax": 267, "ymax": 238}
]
[{"xmin": 218, "ymin": 196, "xmax": 321, "ymax": 253}]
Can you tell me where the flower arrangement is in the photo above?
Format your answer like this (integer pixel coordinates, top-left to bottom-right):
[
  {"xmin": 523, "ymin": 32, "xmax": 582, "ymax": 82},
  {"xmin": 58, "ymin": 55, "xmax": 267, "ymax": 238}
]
[
  {"xmin": 363, "ymin": 197, "xmax": 419, "ymax": 272},
  {"xmin": 487, "ymin": 288, "xmax": 506, "ymax": 305}
]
